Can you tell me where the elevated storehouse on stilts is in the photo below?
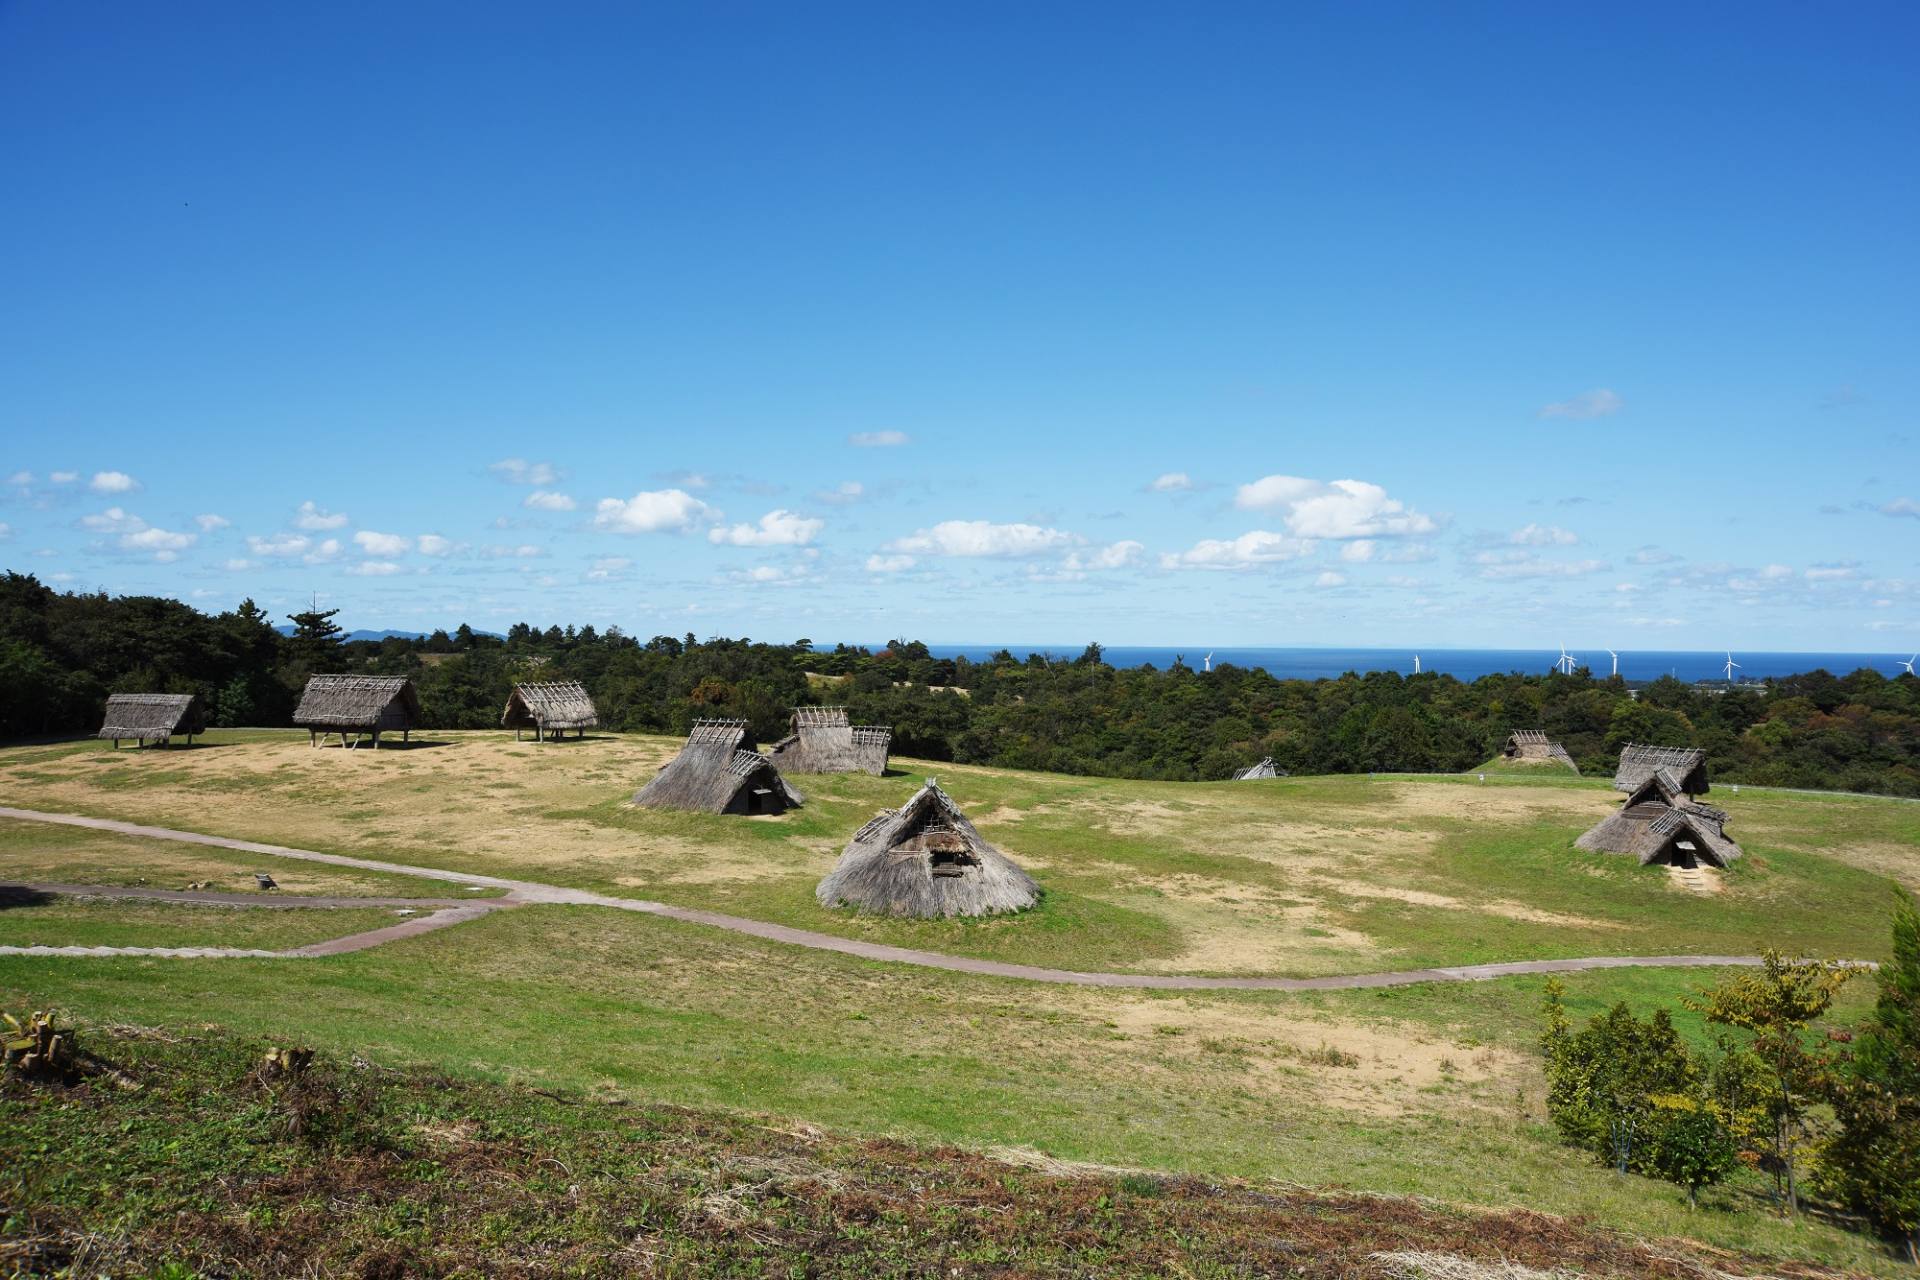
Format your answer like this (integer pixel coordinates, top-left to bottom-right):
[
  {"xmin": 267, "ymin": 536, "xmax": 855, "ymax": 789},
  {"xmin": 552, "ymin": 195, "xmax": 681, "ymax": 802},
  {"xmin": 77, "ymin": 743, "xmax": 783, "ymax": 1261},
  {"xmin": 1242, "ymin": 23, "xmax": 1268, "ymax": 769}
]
[
  {"xmin": 293, "ymin": 675, "xmax": 421, "ymax": 749},
  {"xmin": 97, "ymin": 693, "xmax": 206, "ymax": 748}
]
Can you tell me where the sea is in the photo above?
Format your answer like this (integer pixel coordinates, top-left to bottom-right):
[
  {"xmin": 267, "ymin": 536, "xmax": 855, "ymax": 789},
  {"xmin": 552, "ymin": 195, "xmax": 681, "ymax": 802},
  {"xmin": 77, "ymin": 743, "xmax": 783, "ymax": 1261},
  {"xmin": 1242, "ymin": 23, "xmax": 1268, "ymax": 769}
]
[{"xmin": 870, "ymin": 645, "xmax": 1910, "ymax": 684}]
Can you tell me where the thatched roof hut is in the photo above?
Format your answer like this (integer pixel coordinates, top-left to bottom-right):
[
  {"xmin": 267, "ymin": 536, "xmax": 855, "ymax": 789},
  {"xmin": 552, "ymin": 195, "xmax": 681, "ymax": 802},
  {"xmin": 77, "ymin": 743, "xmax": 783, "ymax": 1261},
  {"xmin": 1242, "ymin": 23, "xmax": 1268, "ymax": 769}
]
[
  {"xmin": 633, "ymin": 719, "xmax": 804, "ymax": 815},
  {"xmin": 293, "ymin": 675, "xmax": 421, "ymax": 748},
  {"xmin": 1502, "ymin": 730, "xmax": 1578, "ymax": 773},
  {"xmin": 1613, "ymin": 744, "xmax": 1708, "ymax": 797},
  {"xmin": 1576, "ymin": 770, "xmax": 1742, "ymax": 868},
  {"xmin": 97, "ymin": 693, "xmax": 206, "ymax": 747},
  {"xmin": 1232, "ymin": 757, "xmax": 1285, "ymax": 780},
  {"xmin": 817, "ymin": 780, "xmax": 1038, "ymax": 918},
  {"xmin": 502, "ymin": 681, "xmax": 598, "ymax": 740},
  {"xmin": 766, "ymin": 706, "xmax": 891, "ymax": 775}
]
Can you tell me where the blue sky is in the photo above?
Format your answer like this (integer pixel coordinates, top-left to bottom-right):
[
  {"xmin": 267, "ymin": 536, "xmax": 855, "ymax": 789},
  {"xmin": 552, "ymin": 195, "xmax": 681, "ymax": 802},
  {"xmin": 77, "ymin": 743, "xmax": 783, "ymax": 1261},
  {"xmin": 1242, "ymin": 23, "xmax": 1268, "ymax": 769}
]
[{"xmin": 2, "ymin": 2, "xmax": 1916, "ymax": 649}]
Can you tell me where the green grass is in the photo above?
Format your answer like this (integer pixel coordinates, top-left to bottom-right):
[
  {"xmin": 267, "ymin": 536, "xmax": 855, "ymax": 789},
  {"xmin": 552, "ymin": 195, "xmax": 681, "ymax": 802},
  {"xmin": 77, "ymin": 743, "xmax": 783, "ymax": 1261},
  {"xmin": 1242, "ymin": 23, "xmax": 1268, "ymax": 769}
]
[{"xmin": 0, "ymin": 897, "xmax": 413, "ymax": 950}]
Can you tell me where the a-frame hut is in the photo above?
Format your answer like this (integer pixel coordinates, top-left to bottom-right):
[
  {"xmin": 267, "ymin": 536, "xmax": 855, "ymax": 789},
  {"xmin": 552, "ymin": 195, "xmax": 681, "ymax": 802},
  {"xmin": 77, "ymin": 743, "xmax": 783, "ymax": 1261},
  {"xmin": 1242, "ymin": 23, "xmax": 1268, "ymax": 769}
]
[
  {"xmin": 502, "ymin": 681, "xmax": 598, "ymax": 741},
  {"xmin": 766, "ymin": 706, "xmax": 891, "ymax": 775},
  {"xmin": 817, "ymin": 779, "xmax": 1038, "ymax": 918},
  {"xmin": 1613, "ymin": 744, "xmax": 1709, "ymax": 797},
  {"xmin": 1576, "ymin": 770, "xmax": 1742, "ymax": 868},
  {"xmin": 1502, "ymin": 730, "xmax": 1578, "ymax": 773},
  {"xmin": 97, "ymin": 693, "xmax": 206, "ymax": 748},
  {"xmin": 293, "ymin": 675, "xmax": 421, "ymax": 749},
  {"xmin": 633, "ymin": 719, "xmax": 804, "ymax": 815},
  {"xmin": 1232, "ymin": 757, "xmax": 1285, "ymax": 780}
]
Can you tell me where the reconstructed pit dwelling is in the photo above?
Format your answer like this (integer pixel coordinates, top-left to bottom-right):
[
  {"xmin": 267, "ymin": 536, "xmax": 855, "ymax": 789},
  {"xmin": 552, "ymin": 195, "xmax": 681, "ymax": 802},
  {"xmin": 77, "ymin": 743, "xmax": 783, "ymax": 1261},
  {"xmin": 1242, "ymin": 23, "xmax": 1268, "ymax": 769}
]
[
  {"xmin": 767, "ymin": 706, "xmax": 892, "ymax": 775},
  {"xmin": 817, "ymin": 779, "xmax": 1039, "ymax": 918},
  {"xmin": 292, "ymin": 675, "xmax": 421, "ymax": 749},
  {"xmin": 97, "ymin": 693, "xmax": 206, "ymax": 748},
  {"xmin": 1501, "ymin": 729, "xmax": 1578, "ymax": 773},
  {"xmin": 633, "ymin": 719, "xmax": 804, "ymax": 815},
  {"xmin": 1576, "ymin": 744, "xmax": 1742, "ymax": 868},
  {"xmin": 1232, "ymin": 756, "xmax": 1284, "ymax": 780},
  {"xmin": 502, "ymin": 680, "xmax": 599, "ymax": 742}
]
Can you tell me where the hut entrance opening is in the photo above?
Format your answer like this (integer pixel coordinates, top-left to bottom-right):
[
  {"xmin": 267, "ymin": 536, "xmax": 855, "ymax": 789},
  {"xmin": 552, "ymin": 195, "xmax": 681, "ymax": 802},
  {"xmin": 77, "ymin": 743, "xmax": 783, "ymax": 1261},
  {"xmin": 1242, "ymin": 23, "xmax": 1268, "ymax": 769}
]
[{"xmin": 891, "ymin": 818, "xmax": 978, "ymax": 877}]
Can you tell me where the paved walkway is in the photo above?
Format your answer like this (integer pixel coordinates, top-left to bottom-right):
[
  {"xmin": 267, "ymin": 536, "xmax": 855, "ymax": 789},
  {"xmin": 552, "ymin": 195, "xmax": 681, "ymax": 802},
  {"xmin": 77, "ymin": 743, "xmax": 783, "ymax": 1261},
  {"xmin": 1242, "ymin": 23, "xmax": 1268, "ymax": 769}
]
[{"xmin": 0, "ymin": 805, "xmax": 1855, "ymax": 989}]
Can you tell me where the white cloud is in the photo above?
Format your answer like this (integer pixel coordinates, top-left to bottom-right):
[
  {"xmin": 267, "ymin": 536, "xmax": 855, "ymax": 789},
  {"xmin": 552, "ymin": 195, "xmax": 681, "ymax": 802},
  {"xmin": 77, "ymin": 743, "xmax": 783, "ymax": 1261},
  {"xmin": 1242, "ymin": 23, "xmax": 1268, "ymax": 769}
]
[
  {"xmin": 1806, "ymin": 566, "xmax": 1858, "ymax": 581},
  {"xmin": 223, "ymin": 558, "xmax": 255, "ymax": 571},
  {"xmin": 194, "ymin": 513, "xmax": 230, "ymax": 532},
  {"xmin": 1629, "ymin": 546, "xmax": 1678, "ymax": 565},
  {"xmin": 815, "ymin": 481, "xmax": 864, "ymax": 506},
  {"xmin": 1760, "ymin": 563, "xmax": 1794, "ymax": 580},
  {"xmin": 1340, "ymin": 540, "xmax": 1375, "ymax": 563},
  {"xmin": 728, "ymin": 564, "xmax": 812, "ymax": 586},
  {"xmin": 482, "ymin": 544, "xmax": 546, "ymax": 559},
  {"xmin": 80, "ymin": 507, "xmax": 145, "ymax": 533},
  {"xmin": 491, "ymin": 458, "xmax": 561, "ymax": 485},
  {"xmin": 49, "ymin": 471, "xmax": 77, "ymax": 484},
  {"xmin": 1511, "ymin": 523, "xmax": 1579, "ymax": 547},
  {"xmin": 1614, "ymin": 582, "xmax": 1642, "ymax": 594},
  {"xmin": 1149, "ymin": 472, "xmax": 1194, "ymax": 493},
  {"xmin": 586, "ymin": 557, "xmax": 631, "ymax": 581},
  {"xmin": 1473, "ymin": 551, "xmax": 1608, "ymax": 580},
  {"xmin": 294, "ymin": 500, "xmax": 349, "ymax": 530},
  {"xmin": 6, "ymin": 471, "xmax": 31, "ymax": 486},
  {"xmin": 353, "ymin": 530, "xmax": 412, "ymax": 557},
  {"xmin": 248, "ymin": 533, "xmax": 309, "ymax": 557},
  {"xmin": 1235, "ymin": 476, "xmax": 1435, "ymax": 539},
  {"xmin": 416, "ymin": 534, "xmax": 458, "ymax": 556},
  {"xmin": 1880, "ymin": 497, "xmax": 1920, "ymax": 519},
  {"xmin": 849, "ymin": 430, "xmax": 910, "ymax": 447},
  {"xmin": 345, "ymin": 560, "xmax": 405, "ymax": 577},
  {"xmin": 1537, "ymin": 389, "xmax": 1623, "ymax": 420},
  {"xmin": 1063, "ymin": 541, "xmax": 1145, "ymax": 572},
  {"xmin": 866, "ymin": 554, "xmax": 916, "ymax": 573},
  {"xmin": 524, "ymin": 490, "xmax": 577, "ymax": 512},
  {"xmin": 0, "ymin": 522, "xmax": 11, "ymax": 539},
  {"xmin": 90, "ymin": 470, "xmax": 138, "ymax": 493},
  {"xmin": 709, "ymin": 509, "xmax": 824, "ymax": 547},
  {"xmin": 120, "ymin": 526, "xmax": 196, "ymax": 560},
  {"xmin": 1314, "ymin": 570, "xmax": 1348, "ymax": 588},
  {"xmin": 593, "ymin": 488, "xmax": 715, "ymax": 534},
  {"xmin": 1160, "ymin": 530, "xmax": 1316, "ymax": 570},
  {"xmin": 886, "ymin": 519, "xmax": 1077, "ymax": 558},
  {"xmin": 306, "ymin": 538, "xmax": 342, "ymax": 564}
]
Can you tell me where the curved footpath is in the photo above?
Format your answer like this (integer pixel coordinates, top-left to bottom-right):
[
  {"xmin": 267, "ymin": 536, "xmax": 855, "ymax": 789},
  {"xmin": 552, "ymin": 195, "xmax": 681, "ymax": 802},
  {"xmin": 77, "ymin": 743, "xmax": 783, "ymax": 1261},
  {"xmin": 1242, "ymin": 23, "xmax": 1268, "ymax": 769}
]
[{"xmin": 0, "ymin": 805, "xmax": 1860, "ymax": 991}]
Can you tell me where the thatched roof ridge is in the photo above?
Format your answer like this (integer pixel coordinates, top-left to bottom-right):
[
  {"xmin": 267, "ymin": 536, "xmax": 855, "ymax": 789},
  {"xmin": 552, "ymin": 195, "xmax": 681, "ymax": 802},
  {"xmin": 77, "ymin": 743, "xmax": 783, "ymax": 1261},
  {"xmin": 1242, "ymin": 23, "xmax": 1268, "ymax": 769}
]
[
  {"xmin": 502, "ymin": 681, "xmax": 599, "ymax": 732},
  {"xmin": 1577, "ymin": 782, "xmax": 1741, "ymax": 868},
  {"xmin": 1233, "ymin": 757, "xmax": 1284, "ymax": 780},
  {"xmin": 816, "ymin": 780, "xmax": 1039, "ymax": 918},
  {"xmin": 97, "ymin": 693, "xmax": 204, "ymax": 741},
  {"xmin": 766, "ymin": 707, "xmax": 891, "ymax": 776},
  {"xmin": 1613, "ymin": 743, "xmax": 1708, "ymax": 795},
  {"xmin": 633, "ymin": 724, "xmax": 803, "ymax": 814},
  {"xmin": 1503, "ymin": 729, "xmax": 1579, "ymax": 773},
  {"xmin": 293, "ymin": 676, "xmax": 420, "ymax": 730}
]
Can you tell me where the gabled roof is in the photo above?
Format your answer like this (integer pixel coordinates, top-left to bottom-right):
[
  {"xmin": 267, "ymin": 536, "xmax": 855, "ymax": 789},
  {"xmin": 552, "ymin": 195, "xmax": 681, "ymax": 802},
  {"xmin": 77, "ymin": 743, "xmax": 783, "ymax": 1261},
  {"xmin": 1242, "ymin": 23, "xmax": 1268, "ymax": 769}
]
[
  {"xmin": 293, "ymin": 675, "xmax": 421, "ymax": 728},
  {"xmin": 767, "ymin": 707, "xmax": 892, "ymax": 775},
  {"xmin": 1613, "ymin": 744, "xmax": 1709, "ymax": 795},
  {"xmin": 817, "ymin": 781, "xmax": 1038, "ymax": 918},
  {"xmin": 97, "ymin": 693, "xmax": 204, "ymax": 740},
  {"xmin": 502, "ymin": 680, "xmax": 599, "ymax": 731},
  {"xmin": 633, "ymin": 721, "xmax": 804, "ymax": 813},
  {"xmin": 1233, "ymin": 757, "xmax": 1284, "ymax": 780}
]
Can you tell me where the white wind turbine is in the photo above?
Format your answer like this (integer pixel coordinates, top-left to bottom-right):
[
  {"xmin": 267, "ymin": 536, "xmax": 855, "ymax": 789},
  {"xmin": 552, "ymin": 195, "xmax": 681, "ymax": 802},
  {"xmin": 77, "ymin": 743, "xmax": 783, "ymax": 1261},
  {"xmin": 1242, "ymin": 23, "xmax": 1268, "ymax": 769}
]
[
  {"xmin": 1203, "ymin": 651, "xmax": 1213, "ymax": 673},
  {"xmin": 1898, "ymin": 654, "xmax": 1917, "ymax": 676},
  {"xmin": 1722, "ymin": 651, "xmax": 1741, "ymax": 685},
  {"xmin": 1413, "ymin": 654, "xmax": 1422, "ymax": 674},
  {"xmin": 1555, "ymin": 644, "xmax": 1577, "ymax": 675},
  {"xmin": 1606, "ymin": 649, "xmax": 1619, "ymax": 677}
]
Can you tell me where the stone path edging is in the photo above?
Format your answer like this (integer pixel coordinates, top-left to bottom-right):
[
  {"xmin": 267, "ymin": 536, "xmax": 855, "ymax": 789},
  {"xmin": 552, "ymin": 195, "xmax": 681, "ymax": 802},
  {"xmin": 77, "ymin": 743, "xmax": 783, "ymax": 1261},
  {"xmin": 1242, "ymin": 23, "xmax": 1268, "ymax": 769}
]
[{"xmin": 0, "ymin": 806, "xmax": 1867, "ymax": 990}]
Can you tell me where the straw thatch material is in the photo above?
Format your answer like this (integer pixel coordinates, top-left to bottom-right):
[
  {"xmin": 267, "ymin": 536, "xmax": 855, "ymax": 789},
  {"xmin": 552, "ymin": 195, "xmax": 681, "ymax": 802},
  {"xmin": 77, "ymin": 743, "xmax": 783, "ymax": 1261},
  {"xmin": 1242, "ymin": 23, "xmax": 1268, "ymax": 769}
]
[
  {"xmin": 97, "ymin": 693, "xmax": 205, "ymax": 747},
  {"xmin": 293, "ymin": 675, "xmax": 421, "ymax": 748},
  {"xmin": 1613, "ymin": 743, "xmax": 1708, "ymax": 796},
  {"xmin": 502, "ymin": 681, "xmax": 599, "ymax": 740},
  {"xmin": 1232, "ymin": 757, "xmax": 1286, "ymax": 780},
  {"xmin": 633, "ymin": 719, "xmax": 804, "ymax": 815},
  {"xmin": 817, "ymin": 780, "xmax": 1039, "ymax": 918},
  {"xmin": 766, "ymin": 706, "xmax": 892, "ymax": 775},
  {"xmin": 1576, "ymin": 776, "xmax": 1742, "ymax": 867},
  {"xmin": 1502, "ymin": 730, "xmax": 1579, "ymax": 773}
]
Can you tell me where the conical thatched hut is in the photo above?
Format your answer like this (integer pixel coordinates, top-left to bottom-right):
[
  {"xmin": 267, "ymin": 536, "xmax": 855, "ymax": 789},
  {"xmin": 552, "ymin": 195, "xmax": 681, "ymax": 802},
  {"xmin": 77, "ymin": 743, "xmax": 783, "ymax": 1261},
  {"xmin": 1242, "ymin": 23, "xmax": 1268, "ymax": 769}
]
[
  {"xmin": 817, "ymin": 780, "xmax": 1038, "ymax": 918},
  {"xmin": 633, "ymin": 719, "xmax": 804, "ymax": 815},
  {"xmin": 98, "ymin": 693, "xmax": 206, "ymax": 748},
  {"xmin": 1576, "ymin": 770, "xmax": 1742, "ymax": 867},
  {"xmin": 1502, "ymin": 730, "xmax": 1578, "ymax": 772},
  {"xmin": 502, "ymin": 681, "xmax": 598, "ymax": 741},
  {"xmin": 766, "ymin": 706, "xmax": 891, "ymax": 775},
  {"xmin": 293, "ymin": 675, "xmax": 420, "ymax": 749},
  {"xmin": 1232, "ymin": 757, "xmax": 1285, "ymax": 780},
  {"xmin": 1613, "ymin": 744, "xmax": 1708, "ymax": 797}
]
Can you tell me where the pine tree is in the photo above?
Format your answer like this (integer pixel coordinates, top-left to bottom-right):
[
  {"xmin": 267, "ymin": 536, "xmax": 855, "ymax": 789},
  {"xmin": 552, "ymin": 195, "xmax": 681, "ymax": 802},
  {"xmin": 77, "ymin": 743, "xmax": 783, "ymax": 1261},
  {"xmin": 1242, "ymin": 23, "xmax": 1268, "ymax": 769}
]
[{"xmin": 284, "ymin": 605, "xmax": 345, "ymax": 673}]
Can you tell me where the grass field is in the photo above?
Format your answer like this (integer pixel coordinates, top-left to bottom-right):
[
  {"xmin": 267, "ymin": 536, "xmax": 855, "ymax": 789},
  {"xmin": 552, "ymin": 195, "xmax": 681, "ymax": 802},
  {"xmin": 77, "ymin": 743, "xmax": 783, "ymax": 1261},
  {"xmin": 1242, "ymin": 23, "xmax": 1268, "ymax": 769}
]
[{"xmin": 2, "ymin": 730, "xmax": 1916, "ymax": 1273}]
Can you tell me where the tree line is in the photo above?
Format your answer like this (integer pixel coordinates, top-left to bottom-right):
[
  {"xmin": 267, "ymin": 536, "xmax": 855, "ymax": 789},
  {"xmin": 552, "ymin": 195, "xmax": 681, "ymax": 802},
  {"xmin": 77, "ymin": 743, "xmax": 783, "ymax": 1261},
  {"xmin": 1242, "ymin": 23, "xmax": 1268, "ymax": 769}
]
[
  {"xmin": 2, "ymin": 572, "xmax": 1917, "ymax": 795},
  {"xmin": 1541, "ymin": 893, "xmax": 1920, "ymax": 1260}
]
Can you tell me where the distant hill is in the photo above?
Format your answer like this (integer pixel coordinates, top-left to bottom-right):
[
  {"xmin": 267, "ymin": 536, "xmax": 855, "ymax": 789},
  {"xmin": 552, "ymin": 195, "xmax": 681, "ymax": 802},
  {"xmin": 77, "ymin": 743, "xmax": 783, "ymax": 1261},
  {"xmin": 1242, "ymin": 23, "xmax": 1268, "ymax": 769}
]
[{"xmin": 273, "ymin": 627, "xmax": 506, "ymax": 643}]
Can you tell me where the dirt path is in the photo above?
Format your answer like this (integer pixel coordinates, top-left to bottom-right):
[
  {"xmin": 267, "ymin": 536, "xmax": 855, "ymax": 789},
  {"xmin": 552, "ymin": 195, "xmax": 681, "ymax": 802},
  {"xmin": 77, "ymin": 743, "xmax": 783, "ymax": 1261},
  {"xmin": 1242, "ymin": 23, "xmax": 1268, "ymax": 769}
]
[{"xmin": 0, "ymin": 806, "xmax": 1856, "ymax": 989}]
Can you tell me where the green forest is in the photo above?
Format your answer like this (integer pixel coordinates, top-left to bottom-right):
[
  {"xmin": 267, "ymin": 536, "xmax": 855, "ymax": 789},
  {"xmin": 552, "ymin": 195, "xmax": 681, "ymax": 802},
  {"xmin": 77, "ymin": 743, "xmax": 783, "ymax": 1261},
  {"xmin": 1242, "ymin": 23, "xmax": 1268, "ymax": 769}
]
[{"xmin": 3, "ymin": 572, "xmax": 1917, "ymax": 795}]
